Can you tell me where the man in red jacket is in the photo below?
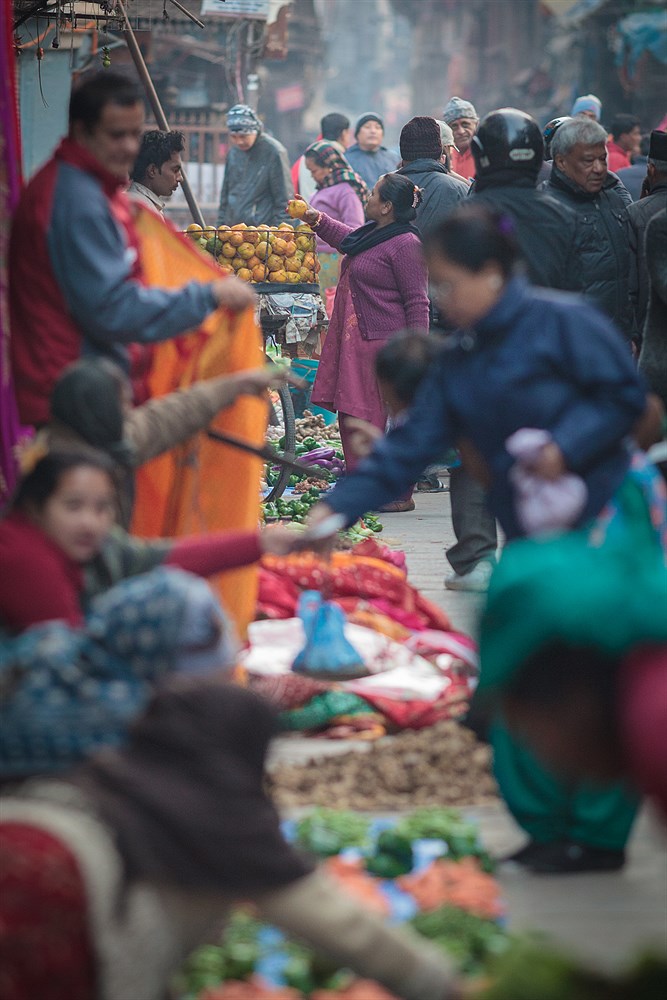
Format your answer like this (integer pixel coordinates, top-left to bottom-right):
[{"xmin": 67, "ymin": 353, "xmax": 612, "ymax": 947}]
[{"xmin": 10, "ymin": 72, "xmax": 253, "ymax": 426}]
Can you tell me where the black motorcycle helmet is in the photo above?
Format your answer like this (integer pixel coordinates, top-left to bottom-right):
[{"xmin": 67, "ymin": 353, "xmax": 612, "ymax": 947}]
[
  {"xmin": 543, "ymin": 116, "xmax": 573, "ymax": 160},
  {"xmin": 471, "ymin": 108, "xmax": 544, "ymax": 178}
]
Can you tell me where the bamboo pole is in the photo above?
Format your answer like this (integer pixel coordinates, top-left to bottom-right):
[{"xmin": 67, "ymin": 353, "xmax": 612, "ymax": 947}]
[{"xmin": 116, "ymin": 0, "xmax": 206, "ymax": 228}]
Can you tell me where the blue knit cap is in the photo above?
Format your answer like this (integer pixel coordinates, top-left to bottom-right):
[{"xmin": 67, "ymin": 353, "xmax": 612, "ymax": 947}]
[
  {"xmin": 570, "ymin": 94, "xmax": 602, "ymax": 121},
  {"xmin": 227, "ymin": 104, "xmax": 262, "ymax": 134}
]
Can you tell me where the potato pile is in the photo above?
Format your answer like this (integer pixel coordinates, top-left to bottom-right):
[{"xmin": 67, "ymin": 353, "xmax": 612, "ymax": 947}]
[
  {"xmin": 185, "ymin": 222, "xmax": 320, "ymax": 284},
  {"xmin": 268, "ymin": 721, "xmax": 498, "ymax": 811},
  {"xmin": 296, "ymin": 411, "xmax": 340, "ymax": 443}
]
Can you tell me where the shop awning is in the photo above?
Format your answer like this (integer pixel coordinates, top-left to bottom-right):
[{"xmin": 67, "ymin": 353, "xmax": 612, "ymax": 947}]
[{"xmin": 615, "ymin": 11, "xmax": 667, "ymax": 75}]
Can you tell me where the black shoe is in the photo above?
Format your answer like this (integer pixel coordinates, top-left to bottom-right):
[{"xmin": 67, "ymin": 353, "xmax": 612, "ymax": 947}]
[
  {"xmin": 499, "ymin": 839, "xmax": 549, "ymax": 866},
  {"xmin": 526, "ymin": 840, "xmax": 626, "ymax": 875}
]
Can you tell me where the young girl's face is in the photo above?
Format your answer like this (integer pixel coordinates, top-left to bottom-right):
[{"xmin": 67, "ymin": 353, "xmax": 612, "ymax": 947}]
[{"xmin": 32, "ymin": 467, "xmax": 115, "ymax": 563}]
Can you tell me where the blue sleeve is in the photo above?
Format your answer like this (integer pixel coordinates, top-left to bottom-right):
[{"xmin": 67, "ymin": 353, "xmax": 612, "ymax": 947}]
[
  {"xmin": 548, "ymin": 305, "xmax": 647, "ymax": 471},
  {"xmin": 48, "ymin": 166, "xmax": 217, "ymax": 347},
  {"xmin": 326, "ymin": 361, "xmax": 454, "ymax": 524}
]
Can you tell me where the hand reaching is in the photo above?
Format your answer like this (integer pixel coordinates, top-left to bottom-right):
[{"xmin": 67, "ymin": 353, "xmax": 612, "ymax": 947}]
[
  {"xmin": 211, "ymin": 275, "xmax": 257, "ymax": 312},
  {"xmin": 287, "ymin": 194, "xmax": 320, "ymax": 227}
]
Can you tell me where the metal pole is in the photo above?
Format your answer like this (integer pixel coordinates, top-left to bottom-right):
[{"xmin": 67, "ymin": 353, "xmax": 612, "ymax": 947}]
[{"xmin": 116, "ymin": 0, "xmax": 206, "ymax": 228}]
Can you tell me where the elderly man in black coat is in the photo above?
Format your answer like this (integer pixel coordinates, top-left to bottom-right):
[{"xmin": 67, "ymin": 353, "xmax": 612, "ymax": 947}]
[{"xmin": 544, "ymin": 117, "xmax": 633, "ymax": 338}]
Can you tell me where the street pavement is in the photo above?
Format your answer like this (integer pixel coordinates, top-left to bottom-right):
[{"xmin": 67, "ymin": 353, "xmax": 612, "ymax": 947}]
[{"xmin": 374, "ymin": 487, "xmax": 667, "ymax": 972}]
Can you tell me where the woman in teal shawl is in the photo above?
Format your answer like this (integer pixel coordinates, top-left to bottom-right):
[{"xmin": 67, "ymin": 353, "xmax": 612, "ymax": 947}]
[{"xmin": 477, "ymin": 526, "xmax": 667, "ymax": 872}]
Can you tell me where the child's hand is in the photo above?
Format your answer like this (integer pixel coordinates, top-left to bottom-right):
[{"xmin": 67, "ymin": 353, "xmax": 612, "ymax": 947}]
[
  {"xmin": 530, "ymin": 442, "xmax": 566, "ymax": 480},
  {"xmin": 259, "ymin": 524, "xmax": 304, "ymax": 556}
]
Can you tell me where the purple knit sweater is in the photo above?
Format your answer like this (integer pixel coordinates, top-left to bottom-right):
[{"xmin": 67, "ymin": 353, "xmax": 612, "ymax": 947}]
[
  {"xmin": 315, "ymin": 214, "xmax": 429, "ymax": 340},
  {"xmin": 311, "ymin": 183, "xmax": 365, "ymax": 253}
]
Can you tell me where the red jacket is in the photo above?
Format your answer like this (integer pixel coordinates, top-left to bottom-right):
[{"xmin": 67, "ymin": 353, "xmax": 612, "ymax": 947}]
[
  {"xmin": 10, "ymin": 139, "xmax": 217, "ymax": 425},
  {"xmin": 9, "ymin": 140, "xmax": 142, "ymax": 425},
  {"xmin": 607, "ymin": 140, "xmax": 631, "ymax": 174}
]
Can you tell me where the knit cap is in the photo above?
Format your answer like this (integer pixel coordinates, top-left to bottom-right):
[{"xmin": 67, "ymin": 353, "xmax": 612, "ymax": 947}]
[
  {"xmin": 227, "ymin": 104, "xmax": 262, "ymax": 134},
  {"xmin": 400, "ymin": 116, "xmax": 443, "ymax": 161},
  {"xmin": 442, "ymin": 96, "xmax": 478, "ymax": 125},
  {"xmin": 436, "ymin": 119, "xmax": 459, "ymax": 152},
  {"xmin": 570, "ymin": 94, "xmax": 602, "ymax": 121},
  {"xmin": 355, "ymin": 112, "xmax": 384, "ymax": 136}
]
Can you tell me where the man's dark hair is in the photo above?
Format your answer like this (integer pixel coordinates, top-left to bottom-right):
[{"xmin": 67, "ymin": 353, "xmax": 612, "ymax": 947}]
[
  {"xmin": 611, "ymin": 113, "xmax": 640, "ymax": 139},
  {"xmin": 375, "ymin": 331, "xmax": 440, "ymax": 406},
  {"xmin": 131, "ymin": 130, "xmax": 186, "ymax": 182},
  {"xmin": 320, "ymin": 112, "xmax": 350, "ymax": 142},
  {"xmin": 69, "ymin": 72, "xmax": 142, "ymax": 131}
]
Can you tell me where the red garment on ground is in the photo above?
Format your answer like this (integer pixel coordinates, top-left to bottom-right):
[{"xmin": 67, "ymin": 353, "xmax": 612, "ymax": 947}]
[
  {"xmin": 257, "ymin": 544, "xmax": 451, "ymax": 633},
  {"xmin": 620, "ymin": 644, "xmax": 667, "ymax": 820},
  {"xmin": 607, "ymin": 140, "xmax": 631, "ymax": 174},
  {"xmin": 0, "ymin": 823, "xmax": 96, "ymax": 1000}
]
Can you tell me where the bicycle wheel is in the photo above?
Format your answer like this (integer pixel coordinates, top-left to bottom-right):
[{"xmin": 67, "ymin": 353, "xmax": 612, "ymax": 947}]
[{"xmin": 264, "ymin": 383, "xmax": 296, "ymax": 503}]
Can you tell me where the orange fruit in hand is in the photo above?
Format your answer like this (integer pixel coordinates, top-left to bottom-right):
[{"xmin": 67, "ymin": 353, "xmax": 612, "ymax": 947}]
[{"xmin": 287, "ymin": 199, "xmax": 308, "ymax": 219}]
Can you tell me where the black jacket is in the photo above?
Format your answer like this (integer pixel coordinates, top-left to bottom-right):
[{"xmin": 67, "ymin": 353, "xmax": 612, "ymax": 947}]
[
  {"xmin": 543, "ymin": 167, "xmax": 633, "ymax": 336},
  {"xmin": 627, "ymin": 182, "xmax": 667, "ymax": 334},
  {"xmin": 639, "ymin": 208, "xmax": 667, "ymax": 409},
  {"xmin": 472, "ymin": 177, "xmax": 580, "ymax": 291},
  {"xmin": 397, "ymin": 159, "xmax": 468, "ymax": 237}
]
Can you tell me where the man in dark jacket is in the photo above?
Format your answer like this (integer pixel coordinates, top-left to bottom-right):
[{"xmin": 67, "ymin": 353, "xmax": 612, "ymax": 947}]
[
  {"xmin": 217, "ymin": 105, "xmax": 293, "ymax": 227},
  {"xmin": 471, "ymin": 109, "xmax": 580, "ymax": 292},
  {"xmin": 640, "ymin": 209, "xmax": 667, "ymax": 411},
  {"xmin": 545, "ymin": 116, "xmax": 633, "ymax": 337},
  {"xmin": 627, "ymin": 130, "xmax": 667, "ymax": 335},
  {"xmin": 397, "ymin": 116, "xmax": 468, "ymax": 237},
  {"xmin": 438, "ymin": 108, "xmax": 582, "ymax": 593}
]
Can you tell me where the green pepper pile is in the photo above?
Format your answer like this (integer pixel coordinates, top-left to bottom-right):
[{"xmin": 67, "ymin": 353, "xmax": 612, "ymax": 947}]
[
  {"xmin": 294, "ymin": 807, "xmax": 371, "ymax": 856},
  {"xmin": 395, "ymin": 807, "xmax": 495, "ymax": 872},
  {"xmin": 410, "ymin": 905, "xmax": 510, "ymax": 977},
  {"xmin": 364, "ymin": 829, "xmax": 414, "ymax": 878},
  {"xmin": 178, "ymin": 911, "xmax": 264, "ymax": 996}
]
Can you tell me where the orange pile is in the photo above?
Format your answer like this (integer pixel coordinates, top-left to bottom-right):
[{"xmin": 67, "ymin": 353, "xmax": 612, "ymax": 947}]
[{"xmin": 185, "ymin": 222, "xmax": 320, "ymax": 284}]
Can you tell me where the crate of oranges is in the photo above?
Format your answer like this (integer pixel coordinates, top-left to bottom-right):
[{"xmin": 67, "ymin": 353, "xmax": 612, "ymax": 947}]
[{"xmin": 184, "ymin": 222, "xmax": 320, "ymax": 287}]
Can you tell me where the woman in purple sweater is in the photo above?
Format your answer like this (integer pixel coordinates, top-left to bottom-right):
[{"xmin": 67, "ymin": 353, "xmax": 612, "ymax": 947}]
[{"xmin": 300, "ymin": 173, "xmax": 429, "ymax": 507}]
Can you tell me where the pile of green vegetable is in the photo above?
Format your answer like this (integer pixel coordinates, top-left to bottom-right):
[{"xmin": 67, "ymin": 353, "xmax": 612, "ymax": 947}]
[
  {"xmin": 293, "ymin": 807, "xmax": 371, "ymax": 856},
  {"xmin": 395, "ymin": 807, "xmax": 495, "ymax": 873}
]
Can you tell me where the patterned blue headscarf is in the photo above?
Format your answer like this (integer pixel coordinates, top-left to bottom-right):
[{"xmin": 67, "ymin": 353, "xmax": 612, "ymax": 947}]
[{"xmin": 227, "ymin": 104, "xmax": 262, "ymax": 134}]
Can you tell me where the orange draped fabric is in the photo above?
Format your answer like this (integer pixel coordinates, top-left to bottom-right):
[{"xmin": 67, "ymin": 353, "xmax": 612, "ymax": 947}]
[{"xmin": 131, "ymin": 209, "xmax": 266, "ymax": 637}]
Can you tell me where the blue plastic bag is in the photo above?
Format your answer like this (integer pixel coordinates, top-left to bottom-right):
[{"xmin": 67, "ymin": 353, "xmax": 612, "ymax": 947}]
[{"xmin": 292, "ymin": 591, "xmax": 367, "ymax": 680}]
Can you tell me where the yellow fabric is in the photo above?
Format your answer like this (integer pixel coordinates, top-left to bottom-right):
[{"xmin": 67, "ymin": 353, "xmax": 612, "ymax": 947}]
[{"xmin": 130, "ymin": 208, "xmax": 266, "ymax": 637}]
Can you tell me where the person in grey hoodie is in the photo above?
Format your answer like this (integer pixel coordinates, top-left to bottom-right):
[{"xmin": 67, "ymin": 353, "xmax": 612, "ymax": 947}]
[{"xmin": 217, "ymin": 105, "xmax": 293, "ymax": 226}]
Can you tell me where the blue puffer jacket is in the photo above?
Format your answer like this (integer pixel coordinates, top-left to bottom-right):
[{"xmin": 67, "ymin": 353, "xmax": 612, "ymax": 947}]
[
  {"xmin": 325, "ymin": 278, "xmax": 646, "ymax": 540},
  {"xmin": 543, "ymin": 167, "xmax": 633, "ymax": 336}
]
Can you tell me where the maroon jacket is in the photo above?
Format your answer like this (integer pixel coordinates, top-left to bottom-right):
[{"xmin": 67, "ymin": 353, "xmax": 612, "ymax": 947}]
[
  {"xmin": 315, "ymin": 215, "xmax": 429, "ymax": 339},
  {"xmin": 10, "ymin": 139, "xmax": 216, "ymax": 425}
]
